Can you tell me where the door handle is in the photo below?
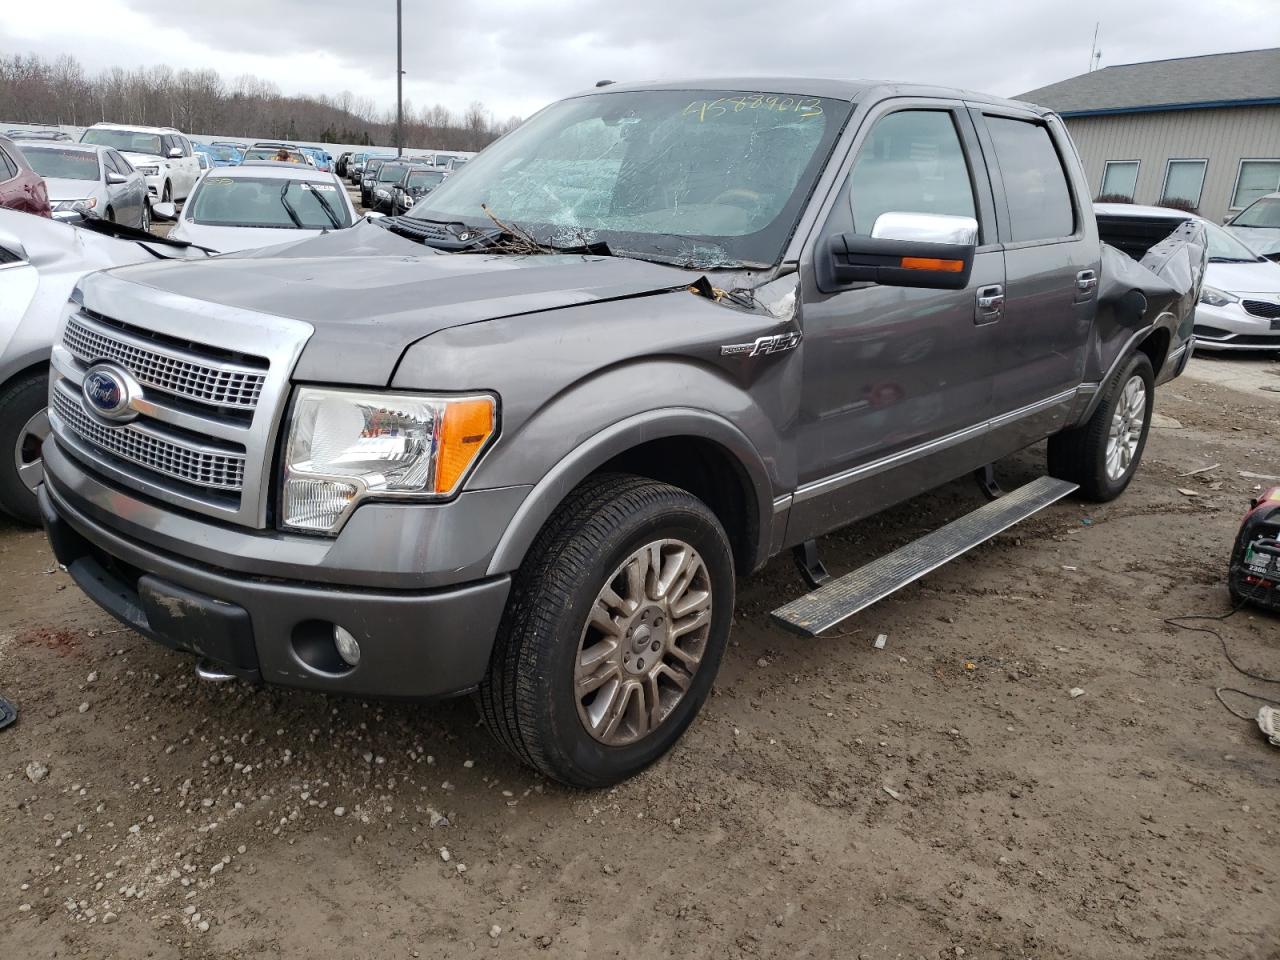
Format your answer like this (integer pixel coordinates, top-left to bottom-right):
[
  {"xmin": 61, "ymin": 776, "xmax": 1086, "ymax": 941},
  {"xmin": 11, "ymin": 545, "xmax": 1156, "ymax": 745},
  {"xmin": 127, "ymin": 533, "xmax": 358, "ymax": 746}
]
[
  {"xmin": 975, "ymin": 284, "xmax": 1004, "ymax": 324},
  {"xmin": 1076, "ymin": 269, "xmax": 1098, "ymax": 294}
]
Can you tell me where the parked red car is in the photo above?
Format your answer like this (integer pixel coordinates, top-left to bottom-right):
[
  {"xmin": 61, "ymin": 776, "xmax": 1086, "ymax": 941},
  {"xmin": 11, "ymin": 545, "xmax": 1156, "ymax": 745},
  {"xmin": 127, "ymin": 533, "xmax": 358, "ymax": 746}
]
[{"xmin": 0, "ymin": 135, "xmax": 52, "ymax": 218}]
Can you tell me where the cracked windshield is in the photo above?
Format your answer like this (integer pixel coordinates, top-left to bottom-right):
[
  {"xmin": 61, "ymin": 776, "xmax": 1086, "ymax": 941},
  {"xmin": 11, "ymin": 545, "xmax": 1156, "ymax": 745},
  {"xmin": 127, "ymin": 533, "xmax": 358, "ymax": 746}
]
[{"xmin": 406, "ymin": 89, "xmax": 850, "ymax": 267}]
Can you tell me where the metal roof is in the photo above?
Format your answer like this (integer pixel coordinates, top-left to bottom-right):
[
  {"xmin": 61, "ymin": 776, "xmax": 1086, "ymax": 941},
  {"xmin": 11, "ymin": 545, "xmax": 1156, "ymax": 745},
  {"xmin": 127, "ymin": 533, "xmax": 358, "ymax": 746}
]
[{"xmin": 1016, "ymin": 47, "xmax": 1280, "ymax": 117}]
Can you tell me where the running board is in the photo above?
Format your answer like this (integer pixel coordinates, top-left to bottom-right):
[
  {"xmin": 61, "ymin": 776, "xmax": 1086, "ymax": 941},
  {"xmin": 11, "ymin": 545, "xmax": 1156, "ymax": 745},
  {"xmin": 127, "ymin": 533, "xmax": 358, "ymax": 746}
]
[{"xmin": 770, "ymin": 476, "xmax": 1078, "ymax": 637}]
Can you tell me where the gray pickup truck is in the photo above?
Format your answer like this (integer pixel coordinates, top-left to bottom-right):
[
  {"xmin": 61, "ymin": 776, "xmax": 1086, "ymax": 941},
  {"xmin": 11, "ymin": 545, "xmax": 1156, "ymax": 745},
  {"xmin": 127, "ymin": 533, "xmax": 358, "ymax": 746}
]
[{"xmin": 36, "ymin": 79, "xmax": 1204, "ymax": 787}]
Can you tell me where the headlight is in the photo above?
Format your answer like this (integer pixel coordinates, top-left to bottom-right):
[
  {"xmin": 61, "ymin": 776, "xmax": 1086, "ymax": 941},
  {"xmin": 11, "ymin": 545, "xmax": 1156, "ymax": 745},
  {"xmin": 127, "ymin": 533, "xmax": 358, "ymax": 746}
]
[
  {"xmin": 137, "ymin": 165, "xmax": 159, "ymax": 176},
  {"xmin": 52, "ymin": 197, "xmax": 96, "ymax": 213},
  {"xmin": 281, "ymin": 388, "xmax": 498, "ymax": 534},
  {"xmin": 1199, "ymin": 286, "xmax": 1238, "ymax": 308},
  {"xmin": 375, "ymin": 188, "xmax": 390, "ymax": 198}
]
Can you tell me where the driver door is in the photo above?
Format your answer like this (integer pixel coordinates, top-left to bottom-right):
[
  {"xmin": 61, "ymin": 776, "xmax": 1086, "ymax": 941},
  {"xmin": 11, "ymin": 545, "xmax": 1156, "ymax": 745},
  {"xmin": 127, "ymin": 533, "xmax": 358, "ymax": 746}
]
[{"xmin": 788, "ymin": 102, "xmax": 1005, "ymax": 544}]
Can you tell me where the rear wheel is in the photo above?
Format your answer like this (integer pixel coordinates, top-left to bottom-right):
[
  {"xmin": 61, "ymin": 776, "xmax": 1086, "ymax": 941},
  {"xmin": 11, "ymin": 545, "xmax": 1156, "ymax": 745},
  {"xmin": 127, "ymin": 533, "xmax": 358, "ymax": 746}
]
[
  {"xmin": 161, "ymin": 181, "xmax": 172, "ymax": 204},
  {"xmin": 477, "ymin": 474, "xmax": 734, "ymax": 788},
  {"xmin": 1049, "ymin": 352, "xmax": 1154, "ymax": 501},
  {"xmin": 0, "ymin": 371, "xmax": 50, "ymax": 526}
]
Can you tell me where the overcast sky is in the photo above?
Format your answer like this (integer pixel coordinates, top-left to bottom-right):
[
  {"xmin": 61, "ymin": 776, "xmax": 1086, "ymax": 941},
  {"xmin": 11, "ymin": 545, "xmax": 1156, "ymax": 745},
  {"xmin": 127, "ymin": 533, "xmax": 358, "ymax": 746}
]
[{"xmin": 3, "ymin": 0, "xmax": 1278, "ymax": 121}]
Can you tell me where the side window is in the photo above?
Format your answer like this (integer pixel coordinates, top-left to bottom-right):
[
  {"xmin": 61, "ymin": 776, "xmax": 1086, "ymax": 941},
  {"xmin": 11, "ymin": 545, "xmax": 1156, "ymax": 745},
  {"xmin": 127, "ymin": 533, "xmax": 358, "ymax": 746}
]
[
  {"xmin": 111, "ymin": 150, "xmax": 134, "ymax": 174},
  {"xmin": 0, "ymin": 147, "xmax": 16, "ymax": 180},
  {"xmin": 848, "ymin": 110, "xmax": 976, "ymax": 235},
  {"xmin": 163, "ymin": 135, "xmax": 179, "ymax": 156},
  {"xmin": 180, "ymin": 137, "xmax": 193, "ymax": 157},
  {"xmin": 984, "ymin": 116, "xmax": 1075, "ymax": 242},
  {"xmin": 102, "ymin": 151, "xmax": 119, "ymax": 175}
]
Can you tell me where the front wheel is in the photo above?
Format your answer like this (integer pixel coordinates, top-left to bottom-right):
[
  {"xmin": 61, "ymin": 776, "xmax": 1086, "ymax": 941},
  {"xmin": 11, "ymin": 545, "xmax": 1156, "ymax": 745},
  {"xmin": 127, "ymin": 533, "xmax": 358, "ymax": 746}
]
[
  {"xmin": 0, "ymin": 371, "xmax": 50, "ymax": 526},
  {"xmin": 1049, "ymin": 352, "xmax": 1154, "ymax": 501},
  {"xmin": 477, "ymin": 474, "xmax": 735, "ymax": 788},
  {"xmin": 140, "ymin": 201, "xmax": 151, "ymax": 232}
]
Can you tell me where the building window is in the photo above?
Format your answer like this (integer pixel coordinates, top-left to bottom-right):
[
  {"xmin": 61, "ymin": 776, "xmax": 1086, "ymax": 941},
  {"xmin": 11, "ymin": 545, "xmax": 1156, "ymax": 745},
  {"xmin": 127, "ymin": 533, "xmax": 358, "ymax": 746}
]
[
  {"xmin": 1160, "ymin": 159, "xmax": 1207, "ymax": 210},
  {"xmin": 1099, "ymin": 160, "xmax": 1140, "ymax": 201},
  {"xmin": 1231, "ymin": 160, "xmax": 1280, "ymax": 210}
]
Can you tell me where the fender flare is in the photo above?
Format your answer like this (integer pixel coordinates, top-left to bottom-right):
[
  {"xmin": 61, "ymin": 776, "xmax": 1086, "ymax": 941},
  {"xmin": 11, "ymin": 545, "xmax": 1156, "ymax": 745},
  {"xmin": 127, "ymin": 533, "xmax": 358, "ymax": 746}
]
[
  {"xmin": 1075, "ymin": 312, "xmax": 1178, "ymax": 424},
  {"xmin": 485, "ymin": 407, "xmax": 776, "ymax": 577}
]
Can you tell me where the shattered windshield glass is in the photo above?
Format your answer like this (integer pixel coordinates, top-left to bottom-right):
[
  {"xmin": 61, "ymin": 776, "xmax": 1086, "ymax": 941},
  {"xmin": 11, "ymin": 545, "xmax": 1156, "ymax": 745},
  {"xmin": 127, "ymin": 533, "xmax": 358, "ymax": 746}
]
[{"xmin": 406, "ymin": 89, "xmax": 851, "ymax": 267}]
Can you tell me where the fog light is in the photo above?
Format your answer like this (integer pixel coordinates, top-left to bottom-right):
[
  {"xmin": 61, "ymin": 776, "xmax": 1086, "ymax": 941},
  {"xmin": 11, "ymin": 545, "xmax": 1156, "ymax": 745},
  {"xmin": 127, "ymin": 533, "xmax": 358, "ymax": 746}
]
[{"xmin": 333, "ymin": 625, "xmax": 361, "ymax": 667}]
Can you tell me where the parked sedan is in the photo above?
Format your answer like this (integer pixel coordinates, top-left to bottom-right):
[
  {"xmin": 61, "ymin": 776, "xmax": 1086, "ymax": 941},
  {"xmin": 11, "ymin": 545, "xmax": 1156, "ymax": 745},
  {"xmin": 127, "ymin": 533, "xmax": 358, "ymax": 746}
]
[
  {"xmin": 369, "ymin": 161, "xmax": 414, "ymax": 213},
  {"xmin": 21, "ymin": 142, "xmax": 149, "ymax": 229},
  {"xmin": 1098, "ymin": 203, "xmax": 1280, "ymax": 352},
  {"xmin": 155, "ymin": 164, "xmax": 356, "ymax": 252},
  {"xmin": 391, "ymin": 166, "xmax": 446, "ymax": 215},
  {"xmin": 360, "ymin": 157, "xmax": 396, "ymax": 207},
  {"xmin": 7, "ymin": 128, "xmax": 72, "ymax": 142},
  {"xmin": 0, "ymin": 135, "xmax": 51, "ymax": 218},
  {"xmin": 1225, "ymin": 192, "xmax": 1280, "ymax": 260}
]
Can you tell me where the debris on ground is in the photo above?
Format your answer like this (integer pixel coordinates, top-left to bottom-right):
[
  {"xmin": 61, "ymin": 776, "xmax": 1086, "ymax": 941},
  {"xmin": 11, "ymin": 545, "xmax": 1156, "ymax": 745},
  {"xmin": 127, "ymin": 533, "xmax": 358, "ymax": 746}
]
[
  {"xmin": 1069, "ymin": 687, "xmax": 1086, "ymax": 699},
  {"xmin": 873, "ymin": 634, "xmax": 888, "ymax": 650}
]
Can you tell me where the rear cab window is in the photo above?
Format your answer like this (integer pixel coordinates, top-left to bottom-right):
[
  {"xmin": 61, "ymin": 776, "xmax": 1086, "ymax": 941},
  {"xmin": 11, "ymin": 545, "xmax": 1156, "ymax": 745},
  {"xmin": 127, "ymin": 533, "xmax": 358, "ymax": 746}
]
[{"xmin": 980, "ymin": 115, "xmax": 1077, "ymax": 242}]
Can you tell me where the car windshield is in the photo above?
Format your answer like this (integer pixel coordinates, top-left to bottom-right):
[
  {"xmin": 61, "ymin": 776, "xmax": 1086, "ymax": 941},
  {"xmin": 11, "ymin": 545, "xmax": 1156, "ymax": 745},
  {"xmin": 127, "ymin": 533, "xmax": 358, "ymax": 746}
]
[
  {"xmin": 407, "ymin": 170, "xmax": 445, "ymax": 188},
  {"xmin": 378, "ymin": 163, "xmax": 410, "ymax": 182},
  {"xmin": 243, "ymin": 148, "xmax": 307, "ymax": 163},
  {"xmin": 1205, "ymin": 220, "xmax": 1263, "ymax": 261},
  {"xmin": 207, "ymin": 145, "xmax": 240, "ymax": 162},
  {"xmin": 24, "ymin": 147, "xmax": 99, "ymax": 181},
  {"xmin": 81, "ymin": 129, "xmax": 163, "ymax": 155},
  {"xmin": 1233, "ymin": 196, "xmax": 1280, "ymax": 229},
  {"xmin": 407, "ymin": 89, "xmax": 850, "ymax": 266},
  {"xmin": 187, "ymin": 176, "xmax": 351, "ymax": 229}
]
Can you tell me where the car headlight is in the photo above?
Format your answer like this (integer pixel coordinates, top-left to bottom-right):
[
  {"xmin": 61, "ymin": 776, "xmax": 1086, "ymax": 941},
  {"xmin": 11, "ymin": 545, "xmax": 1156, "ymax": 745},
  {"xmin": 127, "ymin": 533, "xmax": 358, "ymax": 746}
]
[
  {"xmin": 1199, "ymin": 286, "xmax": 1239, "ymax": 308},
  {"xmin": 375, "ymin": 188, "xmax": 390, "ymax": 198},
  {"xmin": 52, "ymin": 197, "xmax": 97, "ymax": 213},
  {"xmin": 281, "ymin": 387, "xmax": 498, "ymax": 534},
  {"xmin": 137, "ymin": 165, "xmax": 159, "ymax": 176}
]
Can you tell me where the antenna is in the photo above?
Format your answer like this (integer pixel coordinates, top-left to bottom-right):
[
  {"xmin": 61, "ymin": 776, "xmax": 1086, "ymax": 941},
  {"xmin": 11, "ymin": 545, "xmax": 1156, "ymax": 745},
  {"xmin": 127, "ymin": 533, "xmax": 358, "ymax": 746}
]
[{"xmin": 1088, "ymin": 22, "xmax": 1101, "ymax": 72}]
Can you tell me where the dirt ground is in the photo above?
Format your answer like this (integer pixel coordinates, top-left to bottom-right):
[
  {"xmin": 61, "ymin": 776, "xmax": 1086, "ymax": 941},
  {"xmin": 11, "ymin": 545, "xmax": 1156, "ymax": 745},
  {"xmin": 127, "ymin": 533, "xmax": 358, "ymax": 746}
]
[{"xmin": 2, "ymin": 354, "xmax": 1279, "ymax": 960}]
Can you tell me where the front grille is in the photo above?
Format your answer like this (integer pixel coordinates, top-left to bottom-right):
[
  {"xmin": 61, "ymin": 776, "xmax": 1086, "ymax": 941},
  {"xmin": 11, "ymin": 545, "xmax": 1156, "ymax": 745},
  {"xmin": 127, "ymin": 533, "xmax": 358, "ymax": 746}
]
[
  {"xmin": 63, "ymin": 314, "xmax": 268, "ymax": 410},
  {"xmin": 1242, "ymin": 300, "xmax": 1280, "ymax": 320},
  {"xmin": 52, "ymin": 388, "xmax": 246, "ymax": 492}
]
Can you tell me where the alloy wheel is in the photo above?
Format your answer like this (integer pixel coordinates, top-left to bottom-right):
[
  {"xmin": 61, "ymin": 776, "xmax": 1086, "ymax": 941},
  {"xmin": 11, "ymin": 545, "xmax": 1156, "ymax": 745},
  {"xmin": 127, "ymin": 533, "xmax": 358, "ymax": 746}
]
[
  {"xmin": 14, "ymin": 407, "xmax": 50, "ymax": 494},
  {"xmin": 574, "ymin": 539, "xmax": 713, "ymax": 746},
  {"xmin": 1105, "ymin": 375, "xmax": 1146, "ymax": 481}
]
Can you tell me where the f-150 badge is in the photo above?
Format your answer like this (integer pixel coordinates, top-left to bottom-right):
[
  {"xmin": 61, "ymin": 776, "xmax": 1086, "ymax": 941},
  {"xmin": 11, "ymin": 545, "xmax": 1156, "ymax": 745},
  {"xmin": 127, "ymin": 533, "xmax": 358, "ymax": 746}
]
[{"xmin": 720, "ymin": 331, "xmax": 801, "ymax": 357}]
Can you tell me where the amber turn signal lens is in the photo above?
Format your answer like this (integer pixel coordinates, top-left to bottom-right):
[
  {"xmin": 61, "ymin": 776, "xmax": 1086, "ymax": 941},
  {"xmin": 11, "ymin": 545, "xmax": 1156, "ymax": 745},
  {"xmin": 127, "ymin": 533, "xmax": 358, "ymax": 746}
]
[
  {"xmin": 900, "ymin": 257, "xmax": 964, "ymax": 272},
  {"xmin": 435, "ymin": 397, "xmax": 497, "ymax": 494}
]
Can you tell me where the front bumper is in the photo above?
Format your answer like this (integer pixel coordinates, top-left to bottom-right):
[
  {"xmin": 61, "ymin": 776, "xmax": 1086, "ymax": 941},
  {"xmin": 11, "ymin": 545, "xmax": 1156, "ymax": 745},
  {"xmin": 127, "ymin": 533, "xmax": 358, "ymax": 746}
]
[
  {"xmin": 39, "ymin": 476, "xmax": 511, "ymax": 699},
  {"xmin": 1194, "ymin": 301, "xmax": 1280, "ymax": 351}
]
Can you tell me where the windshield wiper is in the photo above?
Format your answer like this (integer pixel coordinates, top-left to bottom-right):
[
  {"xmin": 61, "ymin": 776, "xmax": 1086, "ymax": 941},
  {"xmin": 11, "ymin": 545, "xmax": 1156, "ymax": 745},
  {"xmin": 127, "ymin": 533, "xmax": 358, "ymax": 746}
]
[
  {"xmin": 307, "ymin": 183, "xmax": 342, "ymax": 229},
  {"xmin": 278, "ymin": 181, "xmax": 304, "ymax": 228}
]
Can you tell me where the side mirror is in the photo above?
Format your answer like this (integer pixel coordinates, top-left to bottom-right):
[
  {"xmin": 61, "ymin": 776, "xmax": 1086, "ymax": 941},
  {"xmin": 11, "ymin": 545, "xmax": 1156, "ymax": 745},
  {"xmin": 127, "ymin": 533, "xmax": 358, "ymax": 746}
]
[
  {"xmin": 168, "ymin": 148, "xmax": 183, "ymax": 159},
  {"xmin": 151, "ymin": 201, "xmax": 178, "ymax": 221},
  {"xmin": 1222, "ymin": 214, "xmax": 1234, "ymax": 225},
  {"xmin": 0, "ymin": 229, "xmax": 28, "ymax": 264},
  {"xmin": 106, "ymin": 172, "xmax": 127, "ymax": 185},
  {"xmin": 820, "ymin": 212, "xmax": 978, "ymax": 292},
  {"xmin": 364, "ymin": 211, "xmax": 386, "ymax": 220}
]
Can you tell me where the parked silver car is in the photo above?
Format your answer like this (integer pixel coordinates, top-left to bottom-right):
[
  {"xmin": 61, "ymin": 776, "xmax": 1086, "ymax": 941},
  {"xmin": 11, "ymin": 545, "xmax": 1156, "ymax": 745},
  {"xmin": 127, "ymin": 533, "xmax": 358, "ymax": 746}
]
[
  {"xmin": 21, "ymin": 142, "xmax": 150, "ymax": 230},
  {"xmin": 1225, "ymin": 192, "xmax": 1280, "ymax": 260},
  {"xmin": 155, "ymin": 163, "xmax": 356, "ymax": 252}
]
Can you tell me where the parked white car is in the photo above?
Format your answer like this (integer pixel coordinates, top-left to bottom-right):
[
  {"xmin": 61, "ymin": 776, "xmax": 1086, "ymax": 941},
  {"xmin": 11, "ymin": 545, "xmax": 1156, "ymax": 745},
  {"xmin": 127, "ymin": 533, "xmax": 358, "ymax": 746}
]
[
  {"xmin": 155, "ymin": 163, "xmax": 356, "ymax": 252},
  {"xmin": 79, "ymin": 123, "xmax": 201, "ymax": 205},
  {"xmin": 1225, "ymin": 192, "xmax": 1280, "ymax": 260},
  {"xmin": 21, "ymin": 142, "xmax": 150, "ymax": 230},
  {"xmin": 1097, "ymin": 203, "xmax": 1280, "ymax": 352}
]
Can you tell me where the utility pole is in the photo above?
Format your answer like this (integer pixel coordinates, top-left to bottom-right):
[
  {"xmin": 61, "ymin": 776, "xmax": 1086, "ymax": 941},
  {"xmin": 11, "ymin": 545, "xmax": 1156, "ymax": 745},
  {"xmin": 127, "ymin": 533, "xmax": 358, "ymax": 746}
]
[
  {"xmin": 1088, "ymin": 22, "xmax": 1101, "ymax": 72},
  {"xmin": 396, "ymin": 0, "xmax": 403, "ymax": 157}
]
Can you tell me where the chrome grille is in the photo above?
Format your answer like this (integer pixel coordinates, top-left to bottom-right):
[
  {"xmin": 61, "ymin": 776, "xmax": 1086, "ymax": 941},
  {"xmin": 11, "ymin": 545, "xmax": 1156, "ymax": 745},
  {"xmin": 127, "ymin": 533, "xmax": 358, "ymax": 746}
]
[
  {"xmin": 63, "ymin": 314, "xmax": 267, "ymax": 410},
  {"xmin": 1242, "ymin": 299, "xmax": 1280, "ymax": 320},
  {"xmin": 52, "ymin": 388, "xmax": 245, "ymax": 492}
]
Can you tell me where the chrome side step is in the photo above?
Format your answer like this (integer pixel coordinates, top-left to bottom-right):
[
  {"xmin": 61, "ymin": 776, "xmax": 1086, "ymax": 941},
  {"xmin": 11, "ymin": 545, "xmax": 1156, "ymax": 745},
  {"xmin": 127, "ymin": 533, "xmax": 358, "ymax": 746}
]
[{"xmin": 770, "ymin": 476, "xmax": 1078, "ymax": 637}]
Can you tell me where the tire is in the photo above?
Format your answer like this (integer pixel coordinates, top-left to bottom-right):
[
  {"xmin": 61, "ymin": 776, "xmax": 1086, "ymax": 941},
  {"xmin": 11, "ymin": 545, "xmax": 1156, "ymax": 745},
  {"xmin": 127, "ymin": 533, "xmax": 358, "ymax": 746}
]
[
  {"xmin": 0, "ymin": 371, "xmax": 50, "ymax": 526},
  {"xmin": 104, "ymin": 206, "xmax": 115, "ymax": 223},
  {"xmin": 140, "ymin": 201, "xmax": 151, "ymax": 232},
  {"xmin": 477, "ymin": 474, "xmax": 735, "ymax": 788},
  {"xmin": 162, "ymin": 181, "xmax": 172, "ymax": 204},
  {"xmin": 1049, "ymin": 353, "xmax": 1154, "ymax": 502}
]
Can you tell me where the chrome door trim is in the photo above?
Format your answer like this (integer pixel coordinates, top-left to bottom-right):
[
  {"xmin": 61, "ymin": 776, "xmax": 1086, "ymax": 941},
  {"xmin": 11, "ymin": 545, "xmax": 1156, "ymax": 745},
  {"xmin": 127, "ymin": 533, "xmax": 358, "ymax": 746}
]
[{"xmin": 793, "ymin": 387, "xmax": 1079, "ymax": 505}]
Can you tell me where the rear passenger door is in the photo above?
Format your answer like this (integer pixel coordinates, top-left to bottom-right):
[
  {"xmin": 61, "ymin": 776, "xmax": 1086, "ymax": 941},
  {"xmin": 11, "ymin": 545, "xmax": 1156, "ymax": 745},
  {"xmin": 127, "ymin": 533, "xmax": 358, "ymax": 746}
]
[{"xmin": 970, "ymin": 107, "xmax": 1099, "ymax": 449}]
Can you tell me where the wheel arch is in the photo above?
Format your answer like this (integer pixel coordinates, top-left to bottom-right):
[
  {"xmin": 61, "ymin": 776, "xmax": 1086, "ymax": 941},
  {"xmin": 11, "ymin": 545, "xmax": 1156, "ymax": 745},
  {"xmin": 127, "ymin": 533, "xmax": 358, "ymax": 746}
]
[{"xmin": 486, "ymin": 409, "xmax": 775, "ymax": 579}]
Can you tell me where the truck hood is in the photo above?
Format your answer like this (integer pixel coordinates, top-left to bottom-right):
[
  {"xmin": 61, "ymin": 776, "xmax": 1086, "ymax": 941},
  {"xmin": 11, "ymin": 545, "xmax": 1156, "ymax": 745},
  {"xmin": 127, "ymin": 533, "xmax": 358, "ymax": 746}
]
[
  {"xmin": 102, "ymin": 220, "xmax": 705, "ymax": 384},
  {"xmin": 121, "ymin": 151, "xmax": 163, "ymax": 168}
]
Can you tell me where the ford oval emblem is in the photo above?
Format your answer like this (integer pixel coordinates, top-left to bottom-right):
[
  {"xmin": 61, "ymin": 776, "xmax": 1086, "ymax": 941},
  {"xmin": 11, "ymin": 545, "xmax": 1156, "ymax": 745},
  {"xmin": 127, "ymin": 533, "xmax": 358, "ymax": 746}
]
[{"xmin": 82, "ymin": 363, "xmax": 138, "ymax": 422}]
